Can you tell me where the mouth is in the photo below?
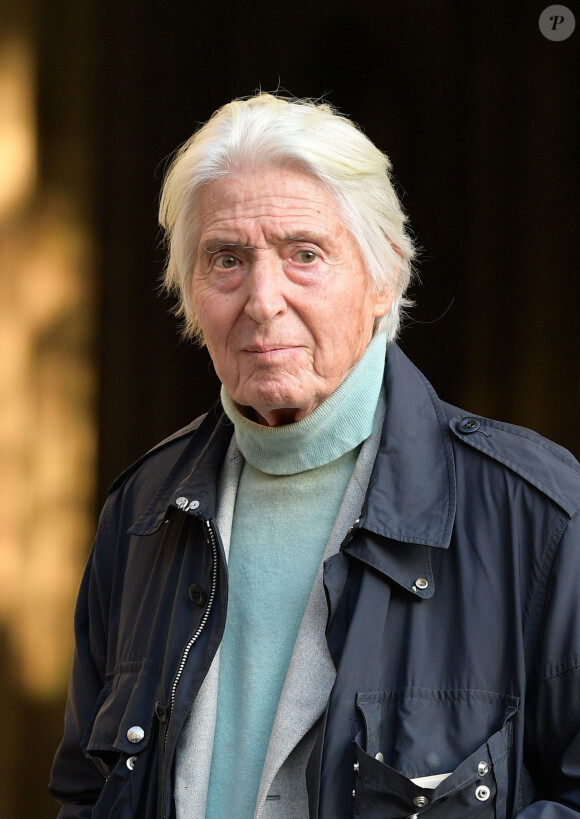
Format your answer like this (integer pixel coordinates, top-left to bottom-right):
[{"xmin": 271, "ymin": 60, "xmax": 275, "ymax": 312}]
[
  {"xmin": 241, "ymin": 344, "xmax": 302, "ymax": 364},
  {"xmin": 244, "ymin": 344, "xmax": 296, "ymax": 353}
]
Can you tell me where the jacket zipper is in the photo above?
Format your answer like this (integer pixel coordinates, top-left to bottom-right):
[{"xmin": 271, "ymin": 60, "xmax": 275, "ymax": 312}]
[{"xmin": 162, "ymin": 517, "xmax": 219, "ymax": 817}]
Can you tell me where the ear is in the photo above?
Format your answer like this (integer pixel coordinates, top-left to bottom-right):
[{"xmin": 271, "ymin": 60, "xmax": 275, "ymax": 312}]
[
  {"xmin": 372, "ymin": 243, "xmax": 400, "ymax": 317},
  {"xmin": 372, "ymin": 283, "xmax": 395, "ymax": 318}
]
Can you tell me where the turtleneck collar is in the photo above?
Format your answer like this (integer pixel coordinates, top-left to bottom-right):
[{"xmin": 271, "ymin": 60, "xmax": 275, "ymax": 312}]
[{"xmin": 220, "ymin": 333, "xmax": 387, "ymax": 475}]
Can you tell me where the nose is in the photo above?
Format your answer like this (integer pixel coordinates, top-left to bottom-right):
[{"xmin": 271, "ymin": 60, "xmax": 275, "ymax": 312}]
[{"xmin": 244, "ymin": 252, "xmax": 287, "ymax": 325}]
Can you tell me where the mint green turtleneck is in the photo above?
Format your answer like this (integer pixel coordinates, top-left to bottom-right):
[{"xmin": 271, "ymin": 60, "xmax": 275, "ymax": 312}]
[{"xmin": 205, "ymin": 333, "xmax": 387, "ymax": 819}]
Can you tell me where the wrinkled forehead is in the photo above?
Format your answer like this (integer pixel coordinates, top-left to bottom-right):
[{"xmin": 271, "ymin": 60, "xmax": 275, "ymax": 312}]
[{"xmin": 195, "ymin": 166, "xmax": 349, "ymax": 244}]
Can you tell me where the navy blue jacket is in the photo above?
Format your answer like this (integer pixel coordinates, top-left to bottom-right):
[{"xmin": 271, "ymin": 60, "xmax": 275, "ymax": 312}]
[{"xmin": 50, "ymin": 344, "xmax": 580, "ymax": 818}]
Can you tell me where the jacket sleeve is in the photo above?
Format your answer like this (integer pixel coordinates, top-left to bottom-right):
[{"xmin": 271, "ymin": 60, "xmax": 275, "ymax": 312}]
[
  {"xmin": 517, "ymin": 511, "xmax": 580, "ymax": 817},
  {"xmin": 49, "ymin": 497, "xmax": 117, "ymax": 817}
]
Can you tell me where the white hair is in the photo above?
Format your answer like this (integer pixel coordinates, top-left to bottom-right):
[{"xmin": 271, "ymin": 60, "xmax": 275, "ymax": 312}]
[{"xmin": 159, "ymin": 93, "xmax": 416, "ymax": 343}]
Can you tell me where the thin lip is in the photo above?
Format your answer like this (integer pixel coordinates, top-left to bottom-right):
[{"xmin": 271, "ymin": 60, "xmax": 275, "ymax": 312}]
[{"xmin": 243, "ymin": 344, "xmax": 297, "ymax": 352}]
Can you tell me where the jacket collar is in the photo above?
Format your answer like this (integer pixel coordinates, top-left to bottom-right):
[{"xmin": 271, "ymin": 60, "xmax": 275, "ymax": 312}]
[
  {"xmin": 338, "ymin": 344, "xmax": 456, "ymax": 600},
  {"xmin": 359, "ymin": 343, "xmax": 456, "ymax": 549},
  {"xmin": 127, "ymin": 406, "xmax": 234, "ymax": 536}
]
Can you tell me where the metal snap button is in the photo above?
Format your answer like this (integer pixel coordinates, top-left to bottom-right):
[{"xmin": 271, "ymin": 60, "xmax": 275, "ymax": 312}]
[
  {"xmin": 375, "ymin": 751, "xmax": 384, "ymax": 762},
  {"xmin": 415, "ymin": 578, "xmax": 429, "ymax": 590},
  {"xmin": 352, "ymin": 789, "xmax": 356, "ymax": 798},
  {"xmin": 127, "ymin": 725, "xmax": 145, "ymax": 744},
  {"xmin": 458, "ymin": 417, "xmax": 481, "ymax": 434},
  {"xmin": 414, "ymin": 795, "xmax": 429, "ymax": 807},
  {"xmin": 176, "ymin": 497, "xmax": 189, "ymax": 509},
  {"xmin": 126, "ymin": 755, "xmax": 138, "ymax": 770},
  {"xmin": 475, "ymin": 785, "xmax": 491, "ymax": 801},
  {"xmin": 187, "ymin": 500, "xmax": 200, "ymax": 510},
  {"xmin": 353, "ymin": 762, "xmax": 359, "ymax": 772},
  {"xmin": 478, "ymin": 761, "xmax": 489, "ymax": 776}
]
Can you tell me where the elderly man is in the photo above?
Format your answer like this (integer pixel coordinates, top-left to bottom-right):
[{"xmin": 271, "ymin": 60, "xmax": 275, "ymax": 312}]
[{"xmin": 51, "ymin": 95, "xmax": 580, "ymax": 819}]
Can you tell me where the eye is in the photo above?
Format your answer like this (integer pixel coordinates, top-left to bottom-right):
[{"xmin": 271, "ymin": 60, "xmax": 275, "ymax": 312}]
[
  {"xmin": 294, "ymin": 250, "xmax": 318, "ymax": 264},
  {"xmin": 214, "ymin": 254, "xmax": 239, "ymax": 270}
]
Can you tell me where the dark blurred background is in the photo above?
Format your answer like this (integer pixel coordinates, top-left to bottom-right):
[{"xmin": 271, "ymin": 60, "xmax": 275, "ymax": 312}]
[{"xmin": 0, "ymin": 1, "xmax": 578, "ymax": 816}]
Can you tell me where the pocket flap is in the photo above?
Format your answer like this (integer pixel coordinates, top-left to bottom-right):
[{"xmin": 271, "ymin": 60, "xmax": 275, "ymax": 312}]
[
  {"xmin": 356, "ymin": 688, "xmax": 518, "ymax": 777},
  {"xmin": 352, "ymin": 691, "xmax": 519, "ymax": 818}
]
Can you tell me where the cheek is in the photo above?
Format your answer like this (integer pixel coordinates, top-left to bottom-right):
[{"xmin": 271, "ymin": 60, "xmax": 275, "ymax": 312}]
[
  {"xmin": 194, "ymin": 294, "xmax": 245, "ymax": 382},
  {"xmin": 194, "ymin": 289, "xmax": 230, "ymax": 340},
  {"xmin": 332, "ymin": 286, "xmax": 371, "ymax": 328}
]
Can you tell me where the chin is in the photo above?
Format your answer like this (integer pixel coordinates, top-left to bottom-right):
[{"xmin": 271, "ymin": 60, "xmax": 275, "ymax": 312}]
[
  {"xmin": 239, "ymin": 373, "xmax": 298, "ymax": 403},
  {"xmin": 249, "ymin": 391, "xmax": 305, "ymax": 416}
]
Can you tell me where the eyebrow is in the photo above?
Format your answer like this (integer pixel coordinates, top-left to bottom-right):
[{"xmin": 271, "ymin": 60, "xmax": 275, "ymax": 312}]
[
  {"xmin": 201, "ymin": 233, "xmax": 328, "ymax": 254},
  {"xmin": 282, "ymin": 233, "xmax": 329, "ymax": 247},
  {"xmin": 202, "ymin": 241, "xmax": 254, "ymax": 254}
]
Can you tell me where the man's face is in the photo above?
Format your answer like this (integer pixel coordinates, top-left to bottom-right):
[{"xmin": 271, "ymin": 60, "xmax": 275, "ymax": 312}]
[{"xmin": 192, "ymin": 166, "xmax": 393, "ymax": 426}]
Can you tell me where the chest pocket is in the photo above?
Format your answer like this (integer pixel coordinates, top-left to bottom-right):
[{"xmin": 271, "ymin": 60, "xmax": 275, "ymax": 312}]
[
  {"xmin": 82, "ymin": 659, "xmax": 162, "ymax": 819},
  {"xmin": 352, "ymin": 688, "xmax": 518, "ymax": 819}
]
